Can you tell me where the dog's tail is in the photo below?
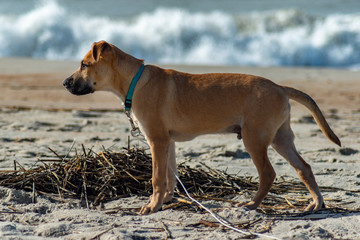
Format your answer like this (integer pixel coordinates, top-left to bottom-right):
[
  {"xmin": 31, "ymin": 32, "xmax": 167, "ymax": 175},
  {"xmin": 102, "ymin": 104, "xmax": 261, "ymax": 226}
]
[{"xmin": 283, "ymin": 86, "xmax": 341, "ymax": 146}]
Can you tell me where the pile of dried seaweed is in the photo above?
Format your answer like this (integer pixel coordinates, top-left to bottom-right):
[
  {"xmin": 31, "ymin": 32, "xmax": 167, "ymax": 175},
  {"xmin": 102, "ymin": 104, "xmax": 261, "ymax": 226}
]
[
  {"xmin": 0, "ymin": 146, "xmax": 256, "ymax": 205},
  {"xmin": 0, "ymin": 146, "xmax": 154, "ymax": 205},
  {"xmin": 0, "ymin": 145, "xmax": 356, "ymax": 212}
]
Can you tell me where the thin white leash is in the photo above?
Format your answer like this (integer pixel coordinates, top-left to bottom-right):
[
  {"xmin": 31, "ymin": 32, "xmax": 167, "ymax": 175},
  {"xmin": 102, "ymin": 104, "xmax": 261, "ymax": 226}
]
[{"xmin": 125, "ymin": 111, "xmax": 281, "ymax": 240}]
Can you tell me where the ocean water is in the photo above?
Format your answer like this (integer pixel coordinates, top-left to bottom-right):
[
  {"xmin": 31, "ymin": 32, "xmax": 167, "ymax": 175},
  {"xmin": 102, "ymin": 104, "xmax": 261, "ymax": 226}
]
[{"xmin": 0, "ymin": 0, "xmax": 360, "ymax": 68}]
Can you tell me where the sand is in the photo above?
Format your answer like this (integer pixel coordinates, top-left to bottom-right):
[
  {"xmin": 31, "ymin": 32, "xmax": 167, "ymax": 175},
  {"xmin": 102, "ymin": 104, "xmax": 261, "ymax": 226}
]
[{"xmin": 0, "ymin": 58, "xmax": 359, "ymax": 239}]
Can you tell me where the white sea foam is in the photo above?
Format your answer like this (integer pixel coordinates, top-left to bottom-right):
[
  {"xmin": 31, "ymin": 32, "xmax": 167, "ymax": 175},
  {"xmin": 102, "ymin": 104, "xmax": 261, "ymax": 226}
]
[{"xmin": 0, "ymin": 0, "xmax": 359, "ymax": 68}]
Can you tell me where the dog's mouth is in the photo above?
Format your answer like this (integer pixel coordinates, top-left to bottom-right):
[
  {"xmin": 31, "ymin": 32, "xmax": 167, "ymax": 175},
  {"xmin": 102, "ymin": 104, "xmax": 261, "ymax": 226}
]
[
  {"xmin": 68, "ymin": 85, "xmax": 94, "ymax": 95},
  {"xmin": 63, "ymin": 77, "xmax": 94, "ymax": 96}
]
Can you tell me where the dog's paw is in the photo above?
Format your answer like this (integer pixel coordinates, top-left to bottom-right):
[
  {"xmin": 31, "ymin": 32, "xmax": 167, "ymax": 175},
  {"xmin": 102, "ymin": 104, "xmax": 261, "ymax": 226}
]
[
  {"xmin": 236, "ymin": 201, "xmax": 259, "ymax": 210},
  {"xmin": 139, "ymin": 203, "xmax": 162, "ymax": 215},
  {"xmin": 139, "ymin": 196, "xmax": 164, "ymax": 215},
  {"xmin": 139, "ymin": 205, "xmax": 153, "ymax": 215},
  {"xmin": 304, "ymin": 201, "xmax": 326, "ymax": 211}
]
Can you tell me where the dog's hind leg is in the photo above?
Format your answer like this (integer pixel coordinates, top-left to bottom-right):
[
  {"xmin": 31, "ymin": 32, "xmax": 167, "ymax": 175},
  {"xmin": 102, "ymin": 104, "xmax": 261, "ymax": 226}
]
[
  {"xmin": 271, "ymin": 117, "xmax": 325, "ymax": 211},
  {"xmin": 164, "ymin": 140, "xmax": 176, "ymax": 203},
  {"xmin": 240, "ymin": 126, "xmax": 276, "ymax": 210}
]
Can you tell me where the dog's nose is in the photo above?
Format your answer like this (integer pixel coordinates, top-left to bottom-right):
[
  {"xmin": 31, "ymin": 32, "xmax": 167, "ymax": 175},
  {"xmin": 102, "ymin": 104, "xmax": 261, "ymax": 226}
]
[{"xmin": 63, "ymin": 77, "xmax": 73, "ymax": 88}]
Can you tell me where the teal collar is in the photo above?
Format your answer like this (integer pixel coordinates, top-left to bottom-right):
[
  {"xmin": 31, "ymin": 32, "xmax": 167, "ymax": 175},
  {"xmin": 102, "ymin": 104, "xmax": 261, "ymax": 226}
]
[{"xmin": 124, "ymin": 63, "xmax": 145, "ymax": 111}]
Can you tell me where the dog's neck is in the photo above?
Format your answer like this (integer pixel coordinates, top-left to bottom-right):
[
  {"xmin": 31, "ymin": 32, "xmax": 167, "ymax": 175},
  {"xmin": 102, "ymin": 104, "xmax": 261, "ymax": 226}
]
[{"xmin": 110, "ymin": 47, "xmax": 145, "ymax": 102}]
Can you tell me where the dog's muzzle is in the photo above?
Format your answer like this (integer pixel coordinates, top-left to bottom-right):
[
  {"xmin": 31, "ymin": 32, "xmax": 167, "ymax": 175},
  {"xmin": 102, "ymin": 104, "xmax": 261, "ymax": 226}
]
[{"xmin": 63, "ymin": 77, "xmax": 94, "ymax": 96}]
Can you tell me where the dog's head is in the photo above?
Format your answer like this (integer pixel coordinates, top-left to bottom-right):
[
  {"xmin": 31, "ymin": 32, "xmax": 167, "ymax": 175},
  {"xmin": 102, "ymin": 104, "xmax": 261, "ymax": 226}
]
[{"xmin": 63, "ymin": 41, "xmax": 114, "ymax": 95}]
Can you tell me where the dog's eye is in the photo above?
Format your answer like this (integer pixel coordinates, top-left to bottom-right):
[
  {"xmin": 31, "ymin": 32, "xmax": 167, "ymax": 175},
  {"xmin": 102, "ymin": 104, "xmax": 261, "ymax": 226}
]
[{"xmin": 81, "ymin": 62, "xmax": 88, "ymax": 70}]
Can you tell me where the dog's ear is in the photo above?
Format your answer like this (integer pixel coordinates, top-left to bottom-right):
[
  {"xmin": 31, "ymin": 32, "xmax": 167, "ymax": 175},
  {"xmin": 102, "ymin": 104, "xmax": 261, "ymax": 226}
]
[{"xmin": 92, "ymin": 41, "xmax": 111, "ymax": 61}]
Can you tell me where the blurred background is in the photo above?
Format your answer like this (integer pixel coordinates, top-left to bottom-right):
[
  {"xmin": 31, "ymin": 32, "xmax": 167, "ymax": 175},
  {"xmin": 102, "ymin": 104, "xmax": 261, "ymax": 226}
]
[{"xmin": 0, "ymin": 0, "xmax": 359, "ymax": 68}]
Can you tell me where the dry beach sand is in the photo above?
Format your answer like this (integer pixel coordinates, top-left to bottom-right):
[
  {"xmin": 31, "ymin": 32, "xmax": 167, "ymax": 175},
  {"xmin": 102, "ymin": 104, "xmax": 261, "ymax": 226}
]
[{"xmin": 0, "ymin": 58, "xmax": 359, "ymax": 239}]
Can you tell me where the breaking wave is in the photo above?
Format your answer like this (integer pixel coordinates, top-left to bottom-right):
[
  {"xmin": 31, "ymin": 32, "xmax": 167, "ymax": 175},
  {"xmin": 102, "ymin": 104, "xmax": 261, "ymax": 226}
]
[{"xmin": 1, "ymin": 0, "xmax": 360, "ymax": 68}]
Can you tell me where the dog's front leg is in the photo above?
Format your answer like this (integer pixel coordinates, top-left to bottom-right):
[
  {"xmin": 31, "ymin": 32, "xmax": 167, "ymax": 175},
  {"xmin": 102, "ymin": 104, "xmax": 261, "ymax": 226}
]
[{"xmin": 140, "ymin": 138, "xmax": 170, "ymax": 215}]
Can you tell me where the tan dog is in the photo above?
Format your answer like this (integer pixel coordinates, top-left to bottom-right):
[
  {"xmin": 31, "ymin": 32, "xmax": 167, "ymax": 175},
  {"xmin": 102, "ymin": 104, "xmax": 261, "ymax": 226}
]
[{"xmin": 63, "ymin": 41, "xmax": 341, "ymax": 215}]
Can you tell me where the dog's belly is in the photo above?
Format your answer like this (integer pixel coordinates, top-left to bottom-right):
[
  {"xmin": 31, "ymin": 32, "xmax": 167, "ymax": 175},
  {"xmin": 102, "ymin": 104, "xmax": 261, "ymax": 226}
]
[
  {"xmin": 169, "ymin": 124, "xmax": 242, "ymax": 142},
  {"xmin": 169, "ymin": 131, "xmax": 198, "ymax": 142}
]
